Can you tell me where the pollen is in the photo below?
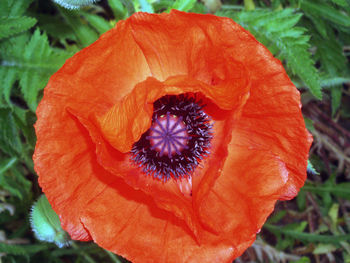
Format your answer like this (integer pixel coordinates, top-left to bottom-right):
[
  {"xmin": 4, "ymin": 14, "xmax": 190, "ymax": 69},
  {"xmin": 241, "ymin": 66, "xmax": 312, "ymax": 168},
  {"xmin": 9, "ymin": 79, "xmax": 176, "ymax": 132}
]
[{"xmin": 131, "ymin": 95, "xmax": 213, "ymax": 181}]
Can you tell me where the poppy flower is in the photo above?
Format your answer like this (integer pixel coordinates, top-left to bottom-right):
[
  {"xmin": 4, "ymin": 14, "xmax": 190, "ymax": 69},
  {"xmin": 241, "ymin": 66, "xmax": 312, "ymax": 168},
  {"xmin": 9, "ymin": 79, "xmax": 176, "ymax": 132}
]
[{"xmin": 33, "ymin": 10, "xmax": 312, "ymax": 263}]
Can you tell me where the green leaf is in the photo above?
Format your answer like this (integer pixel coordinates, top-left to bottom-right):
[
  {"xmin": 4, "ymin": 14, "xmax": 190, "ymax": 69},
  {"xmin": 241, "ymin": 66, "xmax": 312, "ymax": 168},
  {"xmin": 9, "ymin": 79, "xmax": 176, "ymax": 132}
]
[
  {"xmin": 331, "ymin": 0, "xmax": 348, "ymax": 7},
  {"xmin": 0, "ymin": 0, "xmax": 33, "ymax": 17},
  {"xmin": 304, "ymin": 117, "xmax": 315, "ymax": 133},
  {"xmin": 168, "ymin": 0, "xmax": 196, "ymax": 12},
  {"xmin": 265, "ymin": 223, "xmax": 350, "ymax": 244},
  {"xmin": 328, "ymin": 203, "xmax": 339, "ymax": 227},
  {"xmin": 59, "ymin": 8, "xmax": 99, "ymax": 47},
  {"xmin": 108, "ymin": 0, "xmax": 127, "ymax": 19},
  {"xmin": 0, "ymin": 166, "xmax": 31, "ymax": 200},
  {"xmin": 292, "ymin": 257, "xmax": 311, "ymax": 263},
  {"xmin": 0, "ymin": 17, "xmax": 37, "ymax": 40},
  {"xmin": 0, "ymin": 0, "xmax": 36, "ymax": 40},
  {"xmin": 119, "ymin": 0, "xmax": 136, "ymax": 16},
  {"xmin": 218, "ymin": 8, "xmax": 322, "ymax": 98},
  {"xmin": 36, "ymin": 14, "xmax": 77, "ymax": 42},
  {"xmin": 314, "ymin": 34, "xmax": 347, "ymax": 77},
  {"xmin": 301, "ymin": 0, "xmax": 350, "ymax": 27},
  {"xmin": 303, "ymin": 183, "xmax": 350, "ymax": 200},
  {"xmin": 79, "ymin": 11, "xmax": 113, "ymax": 34},
  {"xmin": 320, "ymin": 77, "xmax": 350, "ymax": 88},
  {"xmin": 296, "ymin": 188, "xmax": 307, "ymax": 210},
  {"xmin": 0, "ymin": 157, "xmax": 17, "ymax": 175},
  {"xmin": 267, "ymin": 210, "xmax": 287, "ymax": 223},
  {"xmin": 0, "ymin": 30, "xmax": 72, "ymax": 111},
  {"xmin": 0, "ymin": 243, "xmax": 49, "ymax": 256},
  {"xmin": 0, "ymin": 109, "xmax": 22, "ymax": 156},
  {"xmin": 313, "ymin": 244, "xmax": 338, "ymax": 254},
  {"xmin": 331, "ymin": 86, "xmax": 342, "ymax": 116},
  {"xmin": 0, "ymin": 67, "xmax": 16, "ymax": 108}
]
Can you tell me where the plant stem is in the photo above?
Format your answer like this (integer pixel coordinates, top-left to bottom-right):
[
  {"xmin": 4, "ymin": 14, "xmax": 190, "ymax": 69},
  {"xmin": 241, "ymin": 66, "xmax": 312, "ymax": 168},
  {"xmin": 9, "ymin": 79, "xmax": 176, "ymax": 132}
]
[
  {"xmin": 104, "ymin": 249, "xmax": 123, "ymax": 263},
  {"xmin": 71, "ymin": 242, "xmax": 97, "ymax": 263}
]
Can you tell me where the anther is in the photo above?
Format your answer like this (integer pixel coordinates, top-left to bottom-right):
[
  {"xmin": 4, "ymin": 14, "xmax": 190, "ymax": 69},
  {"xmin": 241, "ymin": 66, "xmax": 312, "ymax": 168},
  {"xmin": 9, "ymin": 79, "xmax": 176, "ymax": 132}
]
[{"xmin": 131, "ymin": 95, "xmax": 213, "ymax": 181}]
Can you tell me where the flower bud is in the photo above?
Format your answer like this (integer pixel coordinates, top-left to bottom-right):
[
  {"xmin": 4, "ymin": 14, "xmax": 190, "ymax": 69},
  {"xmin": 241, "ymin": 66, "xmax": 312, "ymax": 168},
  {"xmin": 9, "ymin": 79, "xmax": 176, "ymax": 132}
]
[
  {"xmin": 52, "ymin": 0, "xmax": 98, "ymax": 9},
  {"xmin": 30, "ymin": 195, "xmax": 71, "ymax": 248}
]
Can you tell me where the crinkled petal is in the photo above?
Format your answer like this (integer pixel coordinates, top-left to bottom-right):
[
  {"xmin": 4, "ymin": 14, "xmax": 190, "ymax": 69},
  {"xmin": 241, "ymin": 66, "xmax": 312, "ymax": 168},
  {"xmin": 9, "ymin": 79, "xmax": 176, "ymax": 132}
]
[
  {"xmin": 129, "ymin": 10, "xmax": 252, "ymax": 85},
  {"xmin": 34, "ymin": 96, "xmax": 110, "ymax": 240},
  {"xmin": 96, "ymin": 74, "xmax": 249, "ymax": 153},
  {"xmin": 40, "ymin": 18, "xmax": 151, "ymax": 117},
  {"xmin": 68, "ymin": 102, "xmax": 236, "ymax": 240},
  {"xmin": 81, "ymin": 177, "xmax": 238, "ymax": 263},
  {"xmin": 34, "ymin": 10, "xmax": 312, "ymax": 263},
  {"xmin": 198, "ymin": 146, "xmax": 289, "ymax": 257},
  {"xmin": 34, "ymin": 18, "xmax": 151, "ymax": 238},
  {"xmin": 232, "ymin": 70, "xmax": 312, "ymax": 199}
]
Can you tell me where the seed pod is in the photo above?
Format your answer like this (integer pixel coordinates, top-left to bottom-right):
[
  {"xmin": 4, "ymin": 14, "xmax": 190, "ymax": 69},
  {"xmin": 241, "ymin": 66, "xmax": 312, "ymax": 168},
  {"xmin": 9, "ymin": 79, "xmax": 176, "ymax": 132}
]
[
  {"xmin": 30, "ymin": 195, "xmax": 71, "ymax": 248},
  {"xmin": 52, "ymin": 0, "xmax": 98, "ymax": 9}
]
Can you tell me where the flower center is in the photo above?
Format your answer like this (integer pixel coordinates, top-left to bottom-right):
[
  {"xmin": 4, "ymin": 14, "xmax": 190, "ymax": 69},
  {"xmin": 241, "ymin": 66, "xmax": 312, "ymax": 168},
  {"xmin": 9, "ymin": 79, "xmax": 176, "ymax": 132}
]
[
  {"xmin": 131, "ymin": 95, "xmax": 213, "ymax": 181},
  {"xmin": 147, "ymin": 113, "xmax": 190, "ymax": 158}
]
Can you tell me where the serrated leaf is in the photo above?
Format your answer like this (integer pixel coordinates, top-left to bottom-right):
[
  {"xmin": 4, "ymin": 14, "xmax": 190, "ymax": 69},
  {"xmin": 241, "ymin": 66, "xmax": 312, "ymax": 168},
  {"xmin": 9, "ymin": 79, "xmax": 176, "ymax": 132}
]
[
  {"xmin": 284, "ymin": 45, "xmax": 322, "ymax": 98},
  {"xmin": 218, "ymin": 8, "xmax": 322, "ymax": 98},
  {"xmin": 301, "ymin": 0, "xmax": 350, "ymax": 27},
  {"xmin": 0, "ymin": 67, "xmax": 16, "ymax": 108},
  {"xmin": 0, "ymin": 30, "xmax": 72, "ymax": 111},
  {"xmin": 0, "ymin": 17, "xmax": 37, "ymax": 40},
  {"xmin": 0, "ymin": 109, "xmax": 22, "ymax": 156},
  {"xmin": 314, "ymin": 34, "xmax": 347, "ymax": 76},
  {"xmin": 306, "ymin": 13, "xmax": 328, "ymax": 38},
  {"xmin": 0, "ymin": 0, "xmax": 33, "ymax": 17}
]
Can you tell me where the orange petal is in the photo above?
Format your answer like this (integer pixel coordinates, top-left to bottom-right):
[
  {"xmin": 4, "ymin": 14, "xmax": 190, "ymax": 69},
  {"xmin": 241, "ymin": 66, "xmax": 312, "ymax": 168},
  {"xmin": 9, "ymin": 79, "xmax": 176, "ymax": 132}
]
[
  {"xmin": 96, "ymin": 74, "xmax": 249, "ymax": 153},
  {"xmin": 198, "ymin": 146, "xmax": 288, "ymax": 257},
  {"xmin": 34, "ymin": 97, "xmax": 109, "ymax": 240},
  {"xmin": 42, "ymin": 17, "xmax": 151, "ymax": 118},
  {"xmin": 34, "ymin": 18, "xmax": 152, "ymax": 239},
  {"xmin": 232, "ymin": 69, "xmax": 312, "ymax": 200},
  {"xmin": 129, "ymin": 10, "xmax": 255, "ymax": 84},
  {"xmin": 81, "ymin": 177, "xmax": 239, "ymax": 263}
]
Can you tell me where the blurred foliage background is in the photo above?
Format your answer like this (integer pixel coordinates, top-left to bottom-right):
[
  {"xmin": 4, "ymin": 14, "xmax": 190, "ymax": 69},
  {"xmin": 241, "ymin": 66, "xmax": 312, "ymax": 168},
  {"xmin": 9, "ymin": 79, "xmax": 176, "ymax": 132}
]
[{"xmin": 0, "ymin": 0, "xmax": 349, "ymax": 262}]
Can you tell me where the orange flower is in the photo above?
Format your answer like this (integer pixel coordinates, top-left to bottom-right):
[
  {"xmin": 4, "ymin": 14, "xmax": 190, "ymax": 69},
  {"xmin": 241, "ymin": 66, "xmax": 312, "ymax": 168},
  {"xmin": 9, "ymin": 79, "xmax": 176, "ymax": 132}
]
[{"xmin": 34, "ymin": 10, "xmax": 312, "ymax": 262}]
